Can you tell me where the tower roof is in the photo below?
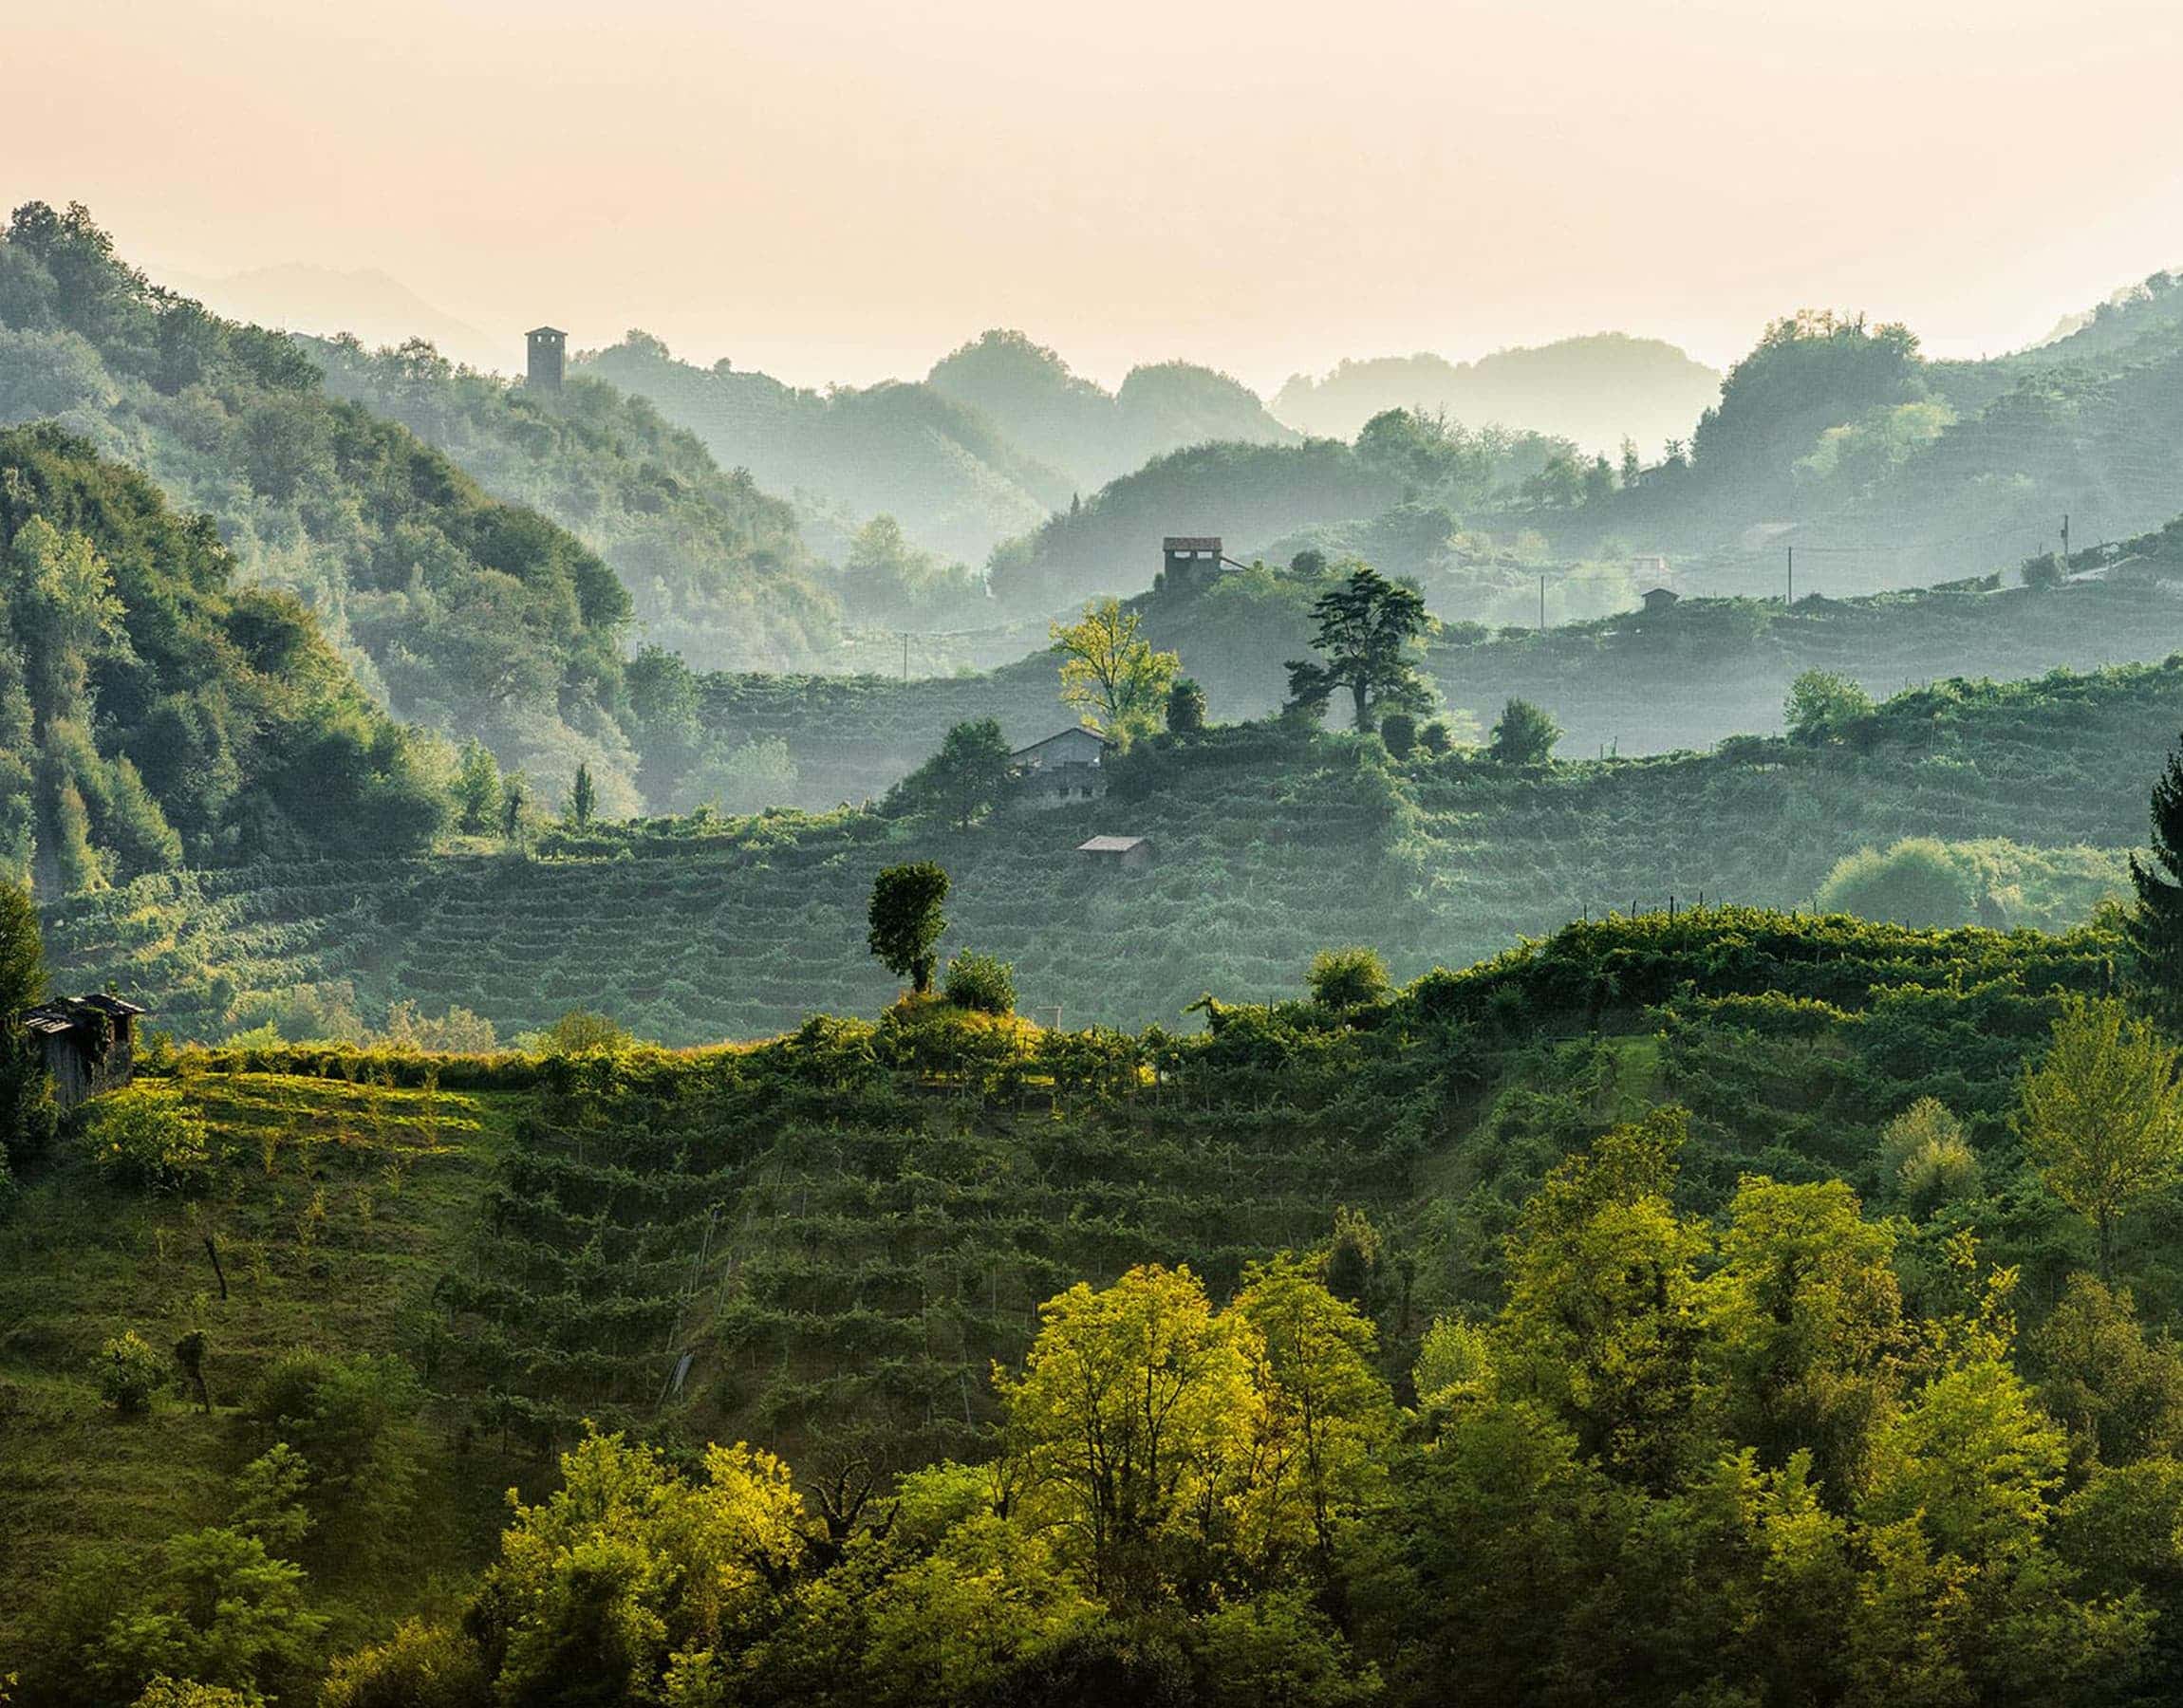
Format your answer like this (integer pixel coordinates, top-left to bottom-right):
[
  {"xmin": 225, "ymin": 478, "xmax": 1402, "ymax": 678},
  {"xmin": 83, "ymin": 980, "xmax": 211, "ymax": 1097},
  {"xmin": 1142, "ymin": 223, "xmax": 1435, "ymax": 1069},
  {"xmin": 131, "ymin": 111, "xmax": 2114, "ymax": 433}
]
[{"xmin": 528, "ymin": 325, "xmax": 567, "ymax": 339}]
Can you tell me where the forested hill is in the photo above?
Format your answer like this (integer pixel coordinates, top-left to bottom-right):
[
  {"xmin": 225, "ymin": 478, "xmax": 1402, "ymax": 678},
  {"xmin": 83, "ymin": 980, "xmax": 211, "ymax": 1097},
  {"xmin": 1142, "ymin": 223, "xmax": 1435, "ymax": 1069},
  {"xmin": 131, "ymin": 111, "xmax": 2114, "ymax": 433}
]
[
  {"xmin": 1270, "ymin": 333, "xmax": 1724, "ymax": 455},
  {"xmin": 924, "ymin": 328, "xmax": 1299, "ymax": 490},
  {"xmin": 585, "ymin": 331, "xmax": 1075, "ymax": 566},
  {"xmin": 305, "ymin": 334, "xmax": 842, "ymax": 673},
  {"xmin": 45, "ymin": 657, "xmax": 2171, "ymax": 1046},
  {"xmin": 0, "ymin": 201, "xmax": 645, "ymax": 810},
  {"xmin": 984, "ymin": 412, "xmax": 1577, "ymax": 614},
  {"xmin": 1521, "ymin": 306, "xmax": 2183, "ymax": 585},
  {"xmin": 0, "ymin": 423, "xmax": 451, "ymax": 891}
]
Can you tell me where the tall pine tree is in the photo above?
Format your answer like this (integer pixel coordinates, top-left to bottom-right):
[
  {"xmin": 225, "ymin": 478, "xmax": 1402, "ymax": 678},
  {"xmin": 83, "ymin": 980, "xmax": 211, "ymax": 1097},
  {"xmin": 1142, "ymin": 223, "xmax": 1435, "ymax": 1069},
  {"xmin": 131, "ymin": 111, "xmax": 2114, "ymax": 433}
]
[{"xmin": 2127, "ymin": 733, "xmax": 2183, "ymax": 1019}]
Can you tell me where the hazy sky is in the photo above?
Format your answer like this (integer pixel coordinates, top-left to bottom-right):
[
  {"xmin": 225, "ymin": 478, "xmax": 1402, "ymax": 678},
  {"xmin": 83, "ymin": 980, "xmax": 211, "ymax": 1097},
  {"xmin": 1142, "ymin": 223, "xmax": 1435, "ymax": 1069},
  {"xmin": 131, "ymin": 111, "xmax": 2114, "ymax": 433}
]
[{"xmin": 9, "ymin": 0, "xmax": 2182, "ymax": 390}]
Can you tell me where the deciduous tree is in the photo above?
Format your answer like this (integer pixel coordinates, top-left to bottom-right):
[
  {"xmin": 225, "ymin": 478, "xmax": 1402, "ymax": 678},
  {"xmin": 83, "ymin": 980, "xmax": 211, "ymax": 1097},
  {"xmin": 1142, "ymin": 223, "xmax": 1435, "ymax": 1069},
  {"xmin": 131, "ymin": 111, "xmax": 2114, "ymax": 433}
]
[{"xmin": 2019, "ymin": 996, "xmax": 2183, "ymax": 1280}]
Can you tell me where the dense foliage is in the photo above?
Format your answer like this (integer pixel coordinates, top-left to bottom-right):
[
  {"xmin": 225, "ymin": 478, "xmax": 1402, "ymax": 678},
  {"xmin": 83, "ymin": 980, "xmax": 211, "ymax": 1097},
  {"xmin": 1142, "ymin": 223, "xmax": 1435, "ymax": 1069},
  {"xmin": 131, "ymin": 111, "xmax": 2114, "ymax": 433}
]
[
  {"xmin": 0, "ymin": 203, "xmax": 641, "ymax": 810},
  {"xmin": 0, "ymin": 423, "xmax": 451, "ymax": 891}
]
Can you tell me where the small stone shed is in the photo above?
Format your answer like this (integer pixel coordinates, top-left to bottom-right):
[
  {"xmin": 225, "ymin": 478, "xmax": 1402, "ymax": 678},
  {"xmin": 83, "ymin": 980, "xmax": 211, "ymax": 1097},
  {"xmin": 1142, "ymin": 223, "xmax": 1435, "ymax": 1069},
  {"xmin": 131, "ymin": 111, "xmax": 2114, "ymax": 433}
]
[{"xmin": 25, "ymin": 993, "xmax": 144, "ymax": 1113}]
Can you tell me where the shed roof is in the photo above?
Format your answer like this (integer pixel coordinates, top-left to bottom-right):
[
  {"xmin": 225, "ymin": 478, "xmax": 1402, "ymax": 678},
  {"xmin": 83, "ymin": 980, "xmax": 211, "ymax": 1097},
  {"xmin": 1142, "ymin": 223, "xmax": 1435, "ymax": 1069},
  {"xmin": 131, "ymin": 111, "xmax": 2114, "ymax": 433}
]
[
  {"xmin": 1077, "ymin": 835, "xmax": 1149, "ymax": 853},
  {"xmin": 24, "ymin": 993, "xmax": 145, "ymax": 1035},
  {"xmin": 1641, "ymin": 585, "xmax": 1679, "ymax": 602},
  {"xmin": 1012, "ymin": 727, "xmax": 1112, "ymax": 760}
]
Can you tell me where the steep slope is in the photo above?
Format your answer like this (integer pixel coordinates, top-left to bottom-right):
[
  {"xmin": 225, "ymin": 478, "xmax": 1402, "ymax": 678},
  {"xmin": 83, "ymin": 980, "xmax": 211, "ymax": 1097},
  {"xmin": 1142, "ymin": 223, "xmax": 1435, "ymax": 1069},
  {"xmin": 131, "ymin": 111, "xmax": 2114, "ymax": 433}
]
[
  {"xmin": 307, "ymin": 335, "xmax": 841, "ymax": 672},
  {"xmin": 0, "ymin": 201, "xmax": 641, "ymax": 808},
  {"xmin": 0, "ymin": 424, "xmax": 450, "ymax": 891}
]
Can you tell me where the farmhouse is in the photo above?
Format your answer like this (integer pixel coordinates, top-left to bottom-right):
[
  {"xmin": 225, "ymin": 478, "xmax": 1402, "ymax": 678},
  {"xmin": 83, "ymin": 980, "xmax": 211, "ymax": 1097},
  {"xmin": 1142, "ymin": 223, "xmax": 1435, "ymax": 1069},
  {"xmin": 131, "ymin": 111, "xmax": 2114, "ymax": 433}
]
[
  {"xmin": 1077, "ymin": 835, "xmax": 1154, "ymax": 870},
  {"xmin": 25, "ymin": 993, "xmax": 145, "ymax": 1113},
  {"xmin": 1012, "ymin": 726, "xmax": 1112, "ymax": 809}
]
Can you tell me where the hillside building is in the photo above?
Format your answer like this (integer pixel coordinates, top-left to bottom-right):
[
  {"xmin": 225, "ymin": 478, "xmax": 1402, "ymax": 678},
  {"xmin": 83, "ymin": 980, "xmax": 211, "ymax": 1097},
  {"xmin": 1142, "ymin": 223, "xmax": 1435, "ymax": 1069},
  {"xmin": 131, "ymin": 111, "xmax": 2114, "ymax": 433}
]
[
  {"xmin": 1162, "ymin": 536, "xmax": 1224, "ymax": 595},
  {"xmin": 25, "ymin": 993, "xmax": 145, "ymax": 1113},
  {"xmin": 1077, "ymin": 834, "xmax": 1153, "ymax": 869},
  {"xmin": 1640, "ymin": 586, "xmax": 1681, "ymax": 613},
  {"xmin": 527, "ymin": 325, "xmax": 567, "ymax": 392},
  {"xmin": 1011, "ymin": 727, "xmax": 1112, "ymax": 808}
]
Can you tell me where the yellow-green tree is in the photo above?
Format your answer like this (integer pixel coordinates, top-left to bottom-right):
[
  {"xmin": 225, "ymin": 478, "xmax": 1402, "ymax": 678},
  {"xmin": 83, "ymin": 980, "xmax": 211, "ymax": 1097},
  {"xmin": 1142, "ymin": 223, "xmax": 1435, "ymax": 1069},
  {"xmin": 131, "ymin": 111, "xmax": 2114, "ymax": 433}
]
[
  {"xmin": 1049, "ymin": 600, "xmax": 1179, "ymax": 746},
  {"xmin": 1231, "ymin": 1256, "xmax": 1396, "ymax": 1574},
  {"xmin": 997, "ymin": 1263, "xmax": 1254, "ymax": 1602},
  {"xmin": 2019, "ymin": 995, "xmax": 2183, "ymax": 1280}
]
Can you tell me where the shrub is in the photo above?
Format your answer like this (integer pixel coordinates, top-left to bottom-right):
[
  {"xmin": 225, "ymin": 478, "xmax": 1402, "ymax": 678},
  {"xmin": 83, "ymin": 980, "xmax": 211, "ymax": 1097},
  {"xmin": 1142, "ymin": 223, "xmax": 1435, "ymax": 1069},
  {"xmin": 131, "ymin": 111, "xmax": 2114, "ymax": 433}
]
[
  {"xmin": 944, "ymin": 950, "xmax": 1017, "ymax": 1015},
  {"xmin": 320, "ymin": 1620, "xmax": 489, "ymax": 1708},
  {"xmin": 97, "ymin": 1329, "xmax": 164, "ymax": 1414},
  {"xmin": 1418, "ymin": 720, "xmax": 1452, "ymax": 755},
  {"xmin": 1308, "ymin": 947, "xmax": 1391, "ymax": 1013},
  {"xmin": 1167, "ymin": 678, "xmax": 1207, "ymax": 735},
  {"xmin": 1784, "ymin": 669, "xmax": 1875, "ymax": 741},
  {"xmin": 1815, "ymin": 838, "xmax": 1974, "ymax": 929},
  {"xmin": 1486, "ymin": 698, "xmax": 1559, "ymax": 766},
  {"xmin": 1378, "ymin": 712, "xmax": 1418, "ymax": 758},
  {"xmin": 532, "ymin": 1011, "xmax": 634, "ymax": 1055},
  {"xmin": 133, "ymin": 1680, "xmax": 262, "ymax": 1708},
  {"xmin": 84, "ymin": 1083, "xmax": 216, "ymax": 1193}
]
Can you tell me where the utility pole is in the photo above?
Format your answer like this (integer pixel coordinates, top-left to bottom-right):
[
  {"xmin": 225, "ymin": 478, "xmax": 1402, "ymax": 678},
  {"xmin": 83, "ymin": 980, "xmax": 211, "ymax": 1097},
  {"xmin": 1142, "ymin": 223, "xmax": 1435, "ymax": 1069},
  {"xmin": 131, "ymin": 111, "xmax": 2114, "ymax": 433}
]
[
  {"xmin": 901, "ymin": 632, "xmax": 910, "ymax": 682},
  {"xmin": 2062, "ymin": 512, "xmax": 2071, "ymax": 563},
  {"xmin": 1539, "ymin": 573, "xmax": 1546, "ymax": 633},
  {"xmin": 1786, "ymin": 545, "xmax": 1794, "ymax": 607}
]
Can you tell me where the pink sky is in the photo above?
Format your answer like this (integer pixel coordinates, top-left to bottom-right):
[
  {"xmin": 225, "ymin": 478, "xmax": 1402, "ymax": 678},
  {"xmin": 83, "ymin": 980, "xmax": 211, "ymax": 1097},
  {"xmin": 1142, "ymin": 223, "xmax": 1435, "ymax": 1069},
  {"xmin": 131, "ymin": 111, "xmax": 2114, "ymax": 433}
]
[{"xmin": 8, "ymin": 0, "xmax": 2182, "ymax": 389}]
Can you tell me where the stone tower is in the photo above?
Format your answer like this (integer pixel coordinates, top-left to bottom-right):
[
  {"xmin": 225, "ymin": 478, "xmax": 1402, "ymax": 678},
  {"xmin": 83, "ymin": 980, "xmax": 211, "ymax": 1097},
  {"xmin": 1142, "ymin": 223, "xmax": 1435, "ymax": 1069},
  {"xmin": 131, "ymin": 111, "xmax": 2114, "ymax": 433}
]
[{"xmin": 526, "ymin": 325, "xmax": 567, "ymax": 392}]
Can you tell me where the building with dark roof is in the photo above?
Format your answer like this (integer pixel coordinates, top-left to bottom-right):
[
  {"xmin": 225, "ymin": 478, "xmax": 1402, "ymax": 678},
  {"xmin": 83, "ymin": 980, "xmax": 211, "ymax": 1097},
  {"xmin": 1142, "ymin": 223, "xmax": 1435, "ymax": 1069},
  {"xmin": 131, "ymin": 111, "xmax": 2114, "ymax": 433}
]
[{"xmin": 25, "ymin": 993, "xmax": 145, "ymax": 1113}]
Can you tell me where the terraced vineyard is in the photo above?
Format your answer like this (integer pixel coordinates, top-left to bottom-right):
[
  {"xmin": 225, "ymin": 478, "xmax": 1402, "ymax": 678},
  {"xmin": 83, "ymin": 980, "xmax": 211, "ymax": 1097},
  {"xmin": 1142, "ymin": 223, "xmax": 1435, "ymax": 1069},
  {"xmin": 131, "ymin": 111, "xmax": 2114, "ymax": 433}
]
[
  {"xmin": 438, "ymin": 1022, "xmax": 1420, "ymax": 1464},
  {"xmin": 699, "ymin": 535, "xmax": 2183, "ymax": 807},
  {"xmin": 41, "ymin": 659, "xmax": 2171, "ymax": 1046}
]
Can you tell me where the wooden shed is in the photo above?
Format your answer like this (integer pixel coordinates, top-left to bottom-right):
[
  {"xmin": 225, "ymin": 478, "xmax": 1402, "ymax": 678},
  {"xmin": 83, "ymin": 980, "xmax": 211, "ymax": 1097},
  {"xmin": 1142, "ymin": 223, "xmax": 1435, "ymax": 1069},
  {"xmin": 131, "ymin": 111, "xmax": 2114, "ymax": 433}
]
[{"xmin": 25, "ymin": 993, "xmax": 145, "ymax": 1113}]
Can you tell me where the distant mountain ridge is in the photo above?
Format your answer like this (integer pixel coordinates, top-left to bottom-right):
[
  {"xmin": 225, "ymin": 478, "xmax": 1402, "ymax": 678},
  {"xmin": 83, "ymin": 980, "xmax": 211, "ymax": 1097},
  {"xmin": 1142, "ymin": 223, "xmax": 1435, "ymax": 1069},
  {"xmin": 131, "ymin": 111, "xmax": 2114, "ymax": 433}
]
[
  {"xmin": 1272, "ymin": 334, "xmax": 1724, "ymax": 455},
  {"xmin": 158, "ymin": 261, "xmax": 503, "ymax": 372}
]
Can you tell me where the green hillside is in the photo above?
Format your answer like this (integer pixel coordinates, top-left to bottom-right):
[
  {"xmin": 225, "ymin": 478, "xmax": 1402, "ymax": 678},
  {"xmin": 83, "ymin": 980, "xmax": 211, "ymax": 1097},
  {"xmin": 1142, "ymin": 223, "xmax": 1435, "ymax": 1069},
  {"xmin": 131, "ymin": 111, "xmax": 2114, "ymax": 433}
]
[
  {"xmin": 40, "ymin": 658, "xmax": 2169, "ymax": 1046},
  {"xmin": 659, "ymin": 534, "xmax": 2183, "ymax": 813},
  {"xmin": 8, "ymin": 907, "xmax": 2174, "ymax": 1705},
  {"xmin": 306, "ymin": 335, "xmax": 841, "ymax": 673},
  {"xmin": 1516, "ymin": 308, "xmax": 2183, "ymax": 585},
  {"xmin": 0, "ymin": 202, "xmax": 645, "ymax": 808},
  {"xmin": 0, "ymin": 423, "xmax": 450, "ymax": 891}
]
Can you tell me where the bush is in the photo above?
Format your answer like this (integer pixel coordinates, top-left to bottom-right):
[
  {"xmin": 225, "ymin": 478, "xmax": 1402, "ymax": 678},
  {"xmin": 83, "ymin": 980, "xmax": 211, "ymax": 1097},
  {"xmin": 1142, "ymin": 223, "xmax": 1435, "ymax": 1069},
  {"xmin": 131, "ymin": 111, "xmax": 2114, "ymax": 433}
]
[
  {"xmin": 320, "ymin": 1620, "xmax": 489, "ymax": 1708},
  {"xmin": 97, "ymin": 1329, "xmax": 164, "ymax": 1414},
  {"xmin": 1307, "ymin": 948, "xmax": 1391, "ymax": 1012},
  {"xmin": 1167, "ymin": 678, "xmax": 1207, "ymax": 735},
  {"xmin": 1486, "ymin": 698, "xmax": 1559, "ymax": 766},
  {"xmin": 84, "ymin": 1083, "xmax": 216, "ymax": 1192},
  {"xmin": 1378, "ymin": 712, "xmax": 1418, "ymax": 758},
  {"xmin": 944, "ymin": 950, "xmax": 1017, "ymax": 1015},
  {"xmin": 532, "ymin": 1011, "xmax": 634, "ymax": 1055},
  {"xmin": 1815, "ymin": 838, "xmax": 1974, "ymax": 929},
  {"xmin": 1783, "ymin": 669, "xmax": 1875, "ymax": 741},
  {"xmin": 1875, "ymin": 1097, "xmax": 1984, "ymax": 1214}
]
